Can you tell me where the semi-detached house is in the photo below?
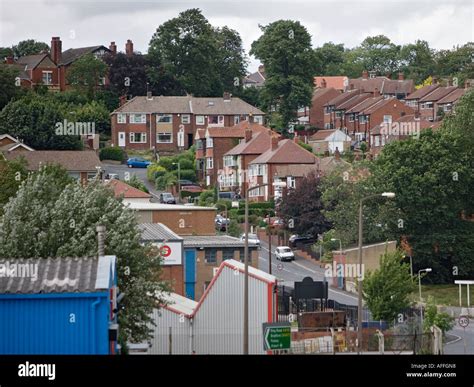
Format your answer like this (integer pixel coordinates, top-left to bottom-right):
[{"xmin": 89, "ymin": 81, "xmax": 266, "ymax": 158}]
[{"xmin": 111, "ymin": 93, "xmax": 264, "ymax": 154}]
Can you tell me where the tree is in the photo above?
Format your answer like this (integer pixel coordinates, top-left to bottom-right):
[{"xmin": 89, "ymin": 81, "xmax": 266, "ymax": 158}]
[
  {"xmin": 250, "ymin": 20, "xmax": 315, "ymax": 132},
  {"xmin": 363, "ymin": 250, "xmax": 415, "ymax": 323},
  {"xmin": 313, "ymin": 42, "xmax": 345, "ymax": 76},
  {"xmin": 399, "ymin": 40, "xmax": 435, "ymax": 85},
  {"xmin": 12, "ymin": 39, "xmax": 49, "ymax": 57},
  {"xmin": 0, "ymin": 47, "xmax": 14, "ymax": 58},
  {"xmin": 127, "ymin": 175, "xmax": 149, "ymax": 193},
  {"xmin": 278, "ymin": 171, "xmax": 331, "ymax": 237},
  {"xmin": 423, "ymin": 297, "xmax": 455, "ymax": 333},
  {"xmin": 0, "ymin": 65, "xmax": 21, "ymax": 110},
  {"xmin": 357, "ymin": 35, "xmax": 401, "ymax": 75},
  {"xmin": 105, "ymin": 52, "xmax": 149, "ymax": 97},
  {"xmin": 0, "ymin": 166, "xmax": 169, "ymax": 344},
  {"xmin": 0, "ymin": 158, "xmax": 28, "ymax": 215},
  {"xmin": 435, "ymin": 43, "xmax": 474, "ymax": 85},
  {"xmin": 67, "ymin": 53, "xmax": 108, "ymax": 99},
  {"xmin": 69, "ymin": 100, "xmax": 111, "ymax": 137}
]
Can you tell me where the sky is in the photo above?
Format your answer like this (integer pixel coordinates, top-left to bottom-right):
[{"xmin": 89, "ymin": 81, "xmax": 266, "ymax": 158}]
[{"xmin": 0, "ymin": 0, "xmax": 473, "ymax": 72}]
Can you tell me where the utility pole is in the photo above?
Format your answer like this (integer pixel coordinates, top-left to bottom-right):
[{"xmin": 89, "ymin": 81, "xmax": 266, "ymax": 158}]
[{"xmin": 268, "ymin": 226, "xmax": 272, "ymax": 275}]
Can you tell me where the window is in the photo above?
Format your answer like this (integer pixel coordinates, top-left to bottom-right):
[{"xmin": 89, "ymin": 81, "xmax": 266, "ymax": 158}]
[
  {"xmin": 359, "ymin": 115, "xmax": 367, "ymax": 124},
  {"xmin": 117, "ymin": 113, "xmax": 127, "ymax": 124},
  {"xmin": 222, "ymin": 249, "xmax": 234, "ymax": 261},
  {"xmin": 224, "ymin": 155, "xmax": 236, "ymax": 167},
  {"xmin": 324, "ymin": 106, "xmax": 331, "ymax": 114},
  {"xmin": 253, "ymin": 115, "xmax": 263, "ymax": 124},
  {"xmin": 206, "ymin": 137, "xmax": 213, "ymax": 148},
  {"xmin": 383, "ymin": 115, "xmax": 392, "ymax": 124},
  {"xmin": 196, "ymin": 115, "xmax": 205, "ymax": 125},
  {"xmin": 374, "ymin": 136, "xmax": 380, "ymax": 147},
  {"xmin": 287, "ymin": 176, "xmax": 296, "ymax": 189},
  {"xmin": 130, "ymin": 132, "xmax": 146, "ymax": 143},
  {"xmin": 206, "ymin": 157, "xmax": 214, "ymax": 170},
  {"xmin": 156, "ymin": 114, "xmax": 173, "ymax": 124},
  {"xmin": 208, "ymin": 115, "xmax": 224, "ymax": 125},
  {"xmin": 335, "ymin": 111, "xmax": 343, "ymax": 118},
  {"xmin": 181, "ymin": 114, "xmax": 190, "ymax": 124},
  {"xmin": 87, "ymin": 172, "xmax": 98, "ymax": 180},
  {"xmin": 248, "ymin": 186, "xmax": 264, "ymax": 197},
  {"xmin": 42, "ymin": 71, "xmax": 52, "ymax": 85},
  {"xmin": 250, "ymin": 164, "xmax": 265, "ymax": 177},
  {"xmin": 157, "ymin": 132, "xmax": 172, "ymax": 143},
  {"xmin": 348, "ymin": 114, "xmax": 355, "ymax": 122},
  {"xmin": 196, "ymin": 140, "xmax": 203, "ymax": 150},
  {"xmin": 421, "ymin": 102, "xmax": 433, "ymax": 109},
  {"xmin": 205, "ymin": 249, "xmax": 217, "ymax": 264},
  {"xmin": 234, "ymin": 115, "xmax": 240, "ymax": 125},
  {"xmin": 130, "ymin": 114, "xmax": 146, "ymax": 124},
  {"xmin": 68, "ymin": 172, "xmax": 80, "ymax": 180}
]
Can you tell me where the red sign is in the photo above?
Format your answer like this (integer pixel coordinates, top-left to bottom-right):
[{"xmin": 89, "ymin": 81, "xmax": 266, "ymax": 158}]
[{"xmin": 160, "ymin": 245, "xmax": 172, "ymax": 257}]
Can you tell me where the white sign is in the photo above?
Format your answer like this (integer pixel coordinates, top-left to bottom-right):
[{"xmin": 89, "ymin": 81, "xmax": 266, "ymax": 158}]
[
  {"xmin": 153, "ymin": 242, "xmax": 182, "ymax": 265},
  {"xmin": 459, "ymin": 316, "xmax": 469, "ymax": 328}
]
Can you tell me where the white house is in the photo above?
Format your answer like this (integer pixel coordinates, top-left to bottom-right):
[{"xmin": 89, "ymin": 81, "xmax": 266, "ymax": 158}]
[{"xmin": 308, "ymin": 129, "xmax": 352, "ymax": 154}]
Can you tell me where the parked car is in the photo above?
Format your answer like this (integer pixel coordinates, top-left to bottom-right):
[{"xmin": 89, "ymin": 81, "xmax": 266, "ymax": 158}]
[
  {"xmin": 179, "ymin": 179, "xmax": 198, "ymax": 187},
  {"xmin": 218, "ymin": 191, "xmax": 241, "ymax": 200},
  {"xmin": 240, "ymin": 233, "xmax": 261, "ymax": 248},
  {"xmin": 289, "ymin": 234, "xmax": 315, "ymax": 248},
  {"xmin": 159, "ymin": 192, "xmax": 176, "ymax": 204},
  {"xmin": 127, "ymin": 158, "xmax": 151, "ymax": 168},
  {"xmin": 105, "ymin": 173, "xmax": 119, "ymax": 180},
  {"xmin": 215, "ymin": 215, "xmax": 230, "ymax": 231},
  {"xmin": 275, "ymin": 246, "xmax": 295, "ymax": 261}
]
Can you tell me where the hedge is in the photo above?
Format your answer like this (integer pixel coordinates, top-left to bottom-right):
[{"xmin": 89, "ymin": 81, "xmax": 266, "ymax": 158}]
[{"xmin": 99, "ymin": 146, "xmax": 125, "ymax": 162}]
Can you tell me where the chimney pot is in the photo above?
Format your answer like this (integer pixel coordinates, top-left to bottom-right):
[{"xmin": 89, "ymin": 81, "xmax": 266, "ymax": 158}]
[
  {"xmin": 245, "ymin": 129, "xmax": 252, "ymax": 143},
  {"xmin": 223, "ymin": 91, "xmax": 231, "ymax": 101},
  {"xmin": 125, "ymin": 39, "xmax": 134, "ymax": 57}
]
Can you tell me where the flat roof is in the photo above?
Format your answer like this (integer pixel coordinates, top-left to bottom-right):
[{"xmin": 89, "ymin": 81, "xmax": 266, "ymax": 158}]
[
  {"xmin": 123, "ymin": 200, "xmax": 215, "ymax": 211},
  {"xmin": 183, "ymin": 235, "xmax": 256, "ymax": 248}
]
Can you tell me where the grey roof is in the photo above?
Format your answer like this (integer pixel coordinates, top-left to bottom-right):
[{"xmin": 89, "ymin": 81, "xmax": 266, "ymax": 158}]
[
  {"xmin": 138, "ymin": 223, "xmax": 183, "ymax": 242},
  {"xmin": 183, "ymin": 235, "xmax": 251, "ymax": 248},
  {"xmin": 0, "ymin": 256, "xmax": 116, "ymax": 294},
  {"xmin": 4, "ymin": 151, "xmax": 102, "ymax": 172},
  {"xmin": 16, "ymin": 54, "xmax": 49, "ymax": 69},
  {"xmin": 113, "ymin": 96, "xmax": 264, "ymax": 115},
  {"xmin": 60, "ymin": 46, "xmax": 109, "ymax": 66}
]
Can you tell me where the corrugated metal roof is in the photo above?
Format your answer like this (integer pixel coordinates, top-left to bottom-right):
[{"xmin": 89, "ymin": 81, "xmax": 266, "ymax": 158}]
[
  {"xmin": 139, "ymin": 223, "xmax": 182, "ymax": 241},
  {"xmin": 223, "ymin": 259, "xmax": 276, "ymax": 284},
  {"xmin": 123, "ymin": 200, "xmax": 215, "ymax": 211},
  {"xmin": 183, "ymin": 235, "xmax": 247, "ymax": 248},
  {"xmin": 162, "ymin": 292, "xmax": 198, "ymax": 316},
  {"xmin": 0, "ymin": 256, "xmax": 115, "ymax": 294}
]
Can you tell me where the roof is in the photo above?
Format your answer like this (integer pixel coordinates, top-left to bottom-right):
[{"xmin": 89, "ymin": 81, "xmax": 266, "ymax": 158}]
[
  {"xmin": 225, "ymin": 130, "xmax": 278, "ymax": 156},
  {"xmin": 319, "ymin": 156, "xmax": 351, "ymax": 175},
  {"xmin": 419, "ymin": 86, "xmax": 458, "ymax": 102},
  {"xmin": 60, "ymin": 46, "xmax": 108, "ymax": 66},
  {"xmin": 2, "ymin": 63, "xmax": 30, "ymax": 79},
  {"xmin": 311, "ymin": 87, "xmax": 341, "ymax": 103},
  {"xmin": 310, "ymin": 129, "xmax": 336, "ymax": 141},
  {"xmin": 16, "ymin": 54, "xmax": 49, "ymax": 69},
  {"xmin": 250, "ymin": 139, "xmax": 318, "ymax": 165},
  {"xmin": 138, "ymin": 223, "xmax": 183, "ymax": 241},
  {"xmin": 325, "ymin": 90, "xmax": 362, "ymax": 107},
  {"xmin": 346, "ymin": 95, "xmax": 384, "ymax": 114},
  {"xmin": 4, "ymin": 151, "xmax": 101, "ymax": 172},
  {"xmin": 405, "ymin": 84, "xmax": 440, "ymax": 100},
  {"xmin": 349, "ymin": 77, "xmax": 414, "ymax": 95},
  {"xmin": 337, "ymin": 93, "xmax": 372, "ymax": 111},
  {"xmin": 436, "ymin": 88, "xmax": 467, "ymax": 104},
  {"xmin": 123, "ymin": 200, "xmax": 216, "ymax": 211},
  {"xmin": 371, "ymin": 114, "xmax": 440, "ymax": 135},
  {"xmin": 243, "ymin": 68, "xmax": 266, "ymax": 87},
  {"xmin": 314, "ymin": 76, "xmax": 348, "ymax": 90},
  {"xmin": 206, "ymin": 121, "xmax": 269, "ymax": 139},
  {"xmin": 222, "ymin": 259, "xmax": 276, "ymax": 284},
  {"xmin": 108, "ymin": 179, "xmax": 151, "ymax": 199},
  {"xmin": 273, "ymin": 163, "xmax": 320, "ymax": 178},
  {"xmin": 113, "ymin": 96, "xmax": 264, "ymax": 115},
  {"xmin": 162, "ymin": 292, "xmax": 198, "ymax": 316},
  {"xmin": 0, "ymin": 256, "xmax": 116, "ymax": 294},
  {"xmin": 182, "ymin": 235, "xmax": 250, "ymax": 248}
]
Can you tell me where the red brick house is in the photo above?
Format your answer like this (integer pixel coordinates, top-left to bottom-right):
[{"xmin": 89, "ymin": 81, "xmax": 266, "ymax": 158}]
[
  {"xmin": 324, "ymin": 90, "xmax": 372, "ymax": 130},
  {"xmin": 111, "ymin": 93, "xmax": 264, "ymax": 154},
  {"xmin": 349, "ymin": 70, "xmax": 414, "ymax": 99},
  {"xmin": 309, "ymin": 86, "xmax": 341, "ymax": 129},
  {"xmin": 0, "ymin": 134, "xmax": 34, "ymax": 155}
]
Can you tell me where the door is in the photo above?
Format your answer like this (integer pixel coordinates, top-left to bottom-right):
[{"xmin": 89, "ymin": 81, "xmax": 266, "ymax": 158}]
[
  {"xmin": 184, "ymin": 249, "xmax": 196, "ymax": 300},
  {"xmin": 118, "ymin": 132, "xmax": 126, "ymax": 147},
  {"xmin": 187, "ymin": 133, "xmax": 193, "ymax": 149}
]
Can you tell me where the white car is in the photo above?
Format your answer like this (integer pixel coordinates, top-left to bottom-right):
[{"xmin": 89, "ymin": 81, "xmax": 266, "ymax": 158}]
[
  {"xmin": 240, "ymin": 233, "xmax": 261, "ymax": 248},
  {"xmin": 275, "ymin": 246, "xmax": 295, "ymax": 262}
]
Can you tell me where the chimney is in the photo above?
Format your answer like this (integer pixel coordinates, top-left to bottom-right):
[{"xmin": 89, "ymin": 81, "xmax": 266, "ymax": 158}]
[
  {"xmin": 119, "ymin": 95, "xmax": 127, "ymax": 106},
  {"xmin": 146, "ymin": 91, "xmax": 153, "ymax": 100},
  {"xmin": 223, "ymin": 91, "xmax": 231, "ymax": 101},
  {"xmin": 271, "ymin": 136, "xmax": 279, "ymax": 151},
  {"xmin": 334, "ymin": 147, "xmax": 341, "ymax": 160},
  {"xmin": 125, "ymin": 39, "xmax": 134, "ymax": 57},
  {"xmin": 96, "ymin": 225, "xmax": 106, "ymax": 256},
  {"xmin": 362, "ymin": 70, "xmax": 369, "ymax": 80},
  {"xmin": 373, "ymin": 87, "xmax": 380, "ymax": 97},
  {"xmin": 109, "ymin": 41, "xmax": 117, "ymax": 56},
  {"xmin": 245, "ymin": 129, "xmax": 252, "ymax": 143},
  {"xmin": 398, "ymin": 72, "xmax": 404, "ymax": 81},
  {"xmin": 385, "ymin": 73, "xmax": 391, "ymax": 80},
  {"xmin": 321, "ymin": 78, "xmax": 327, "ymax": 88},
  {"xmin": 51, "ymin": 36, "xmax": 62, "ymax": 64},
  {"xmin": 5, "ymin": 56, "xmax": 14, "ymax": 64}
]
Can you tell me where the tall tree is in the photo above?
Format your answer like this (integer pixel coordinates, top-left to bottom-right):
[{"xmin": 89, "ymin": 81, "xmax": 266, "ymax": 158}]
[
  {"xmin": 0, "ymin": 158, "xmax": 27, "ymax": 215},
  {"xmin": 250, "ymin": 20, "xmax": 315, "ymax": 132},
  {"xmin": 67, "ymin": 53, "xmax": 108, "ymax": 99},
  {"xmin": 12, "ymin": 39, "xmax": 50, "ymax": 57},
  {"xmin": 313, "ymin": 42, "xmax": 345, "ymax": 76},
  {"xmin": 0, "ymin": 64, "xmax": 21, "ymax": 110},
  {"xmin": 399, "ymin": 40, "xmax": 435, "ymax": 85},
  {"xmin": 104, "ymin": 52, "xmax": 149, "ymax": 97}
]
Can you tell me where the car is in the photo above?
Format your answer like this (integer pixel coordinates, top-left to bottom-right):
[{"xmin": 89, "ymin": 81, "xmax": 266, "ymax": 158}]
[
  {"xmin": 179, "ymin": 179, "xmax": 198, "ymax": 187},
  {"xmin": 275, "ymin": 246, "xmax": 295, "ymax": 261},
  {"xmin": 127, "ymin": 158, "xmax": 151, "ymax": 168},
  {"xmin": 215, "ymin": 215, "xmax": 230, "ymax": 231},
  {"xmin": 240, "ymin": 233, "xmax": 261, "ymax": 248},
  {"xmin": 218, "ymin": 191, "xmax": 241, "ymax": 200},
  {"xmin": 289, "ymin": 234, "xmax": 315, "ymax": 248},
  {"xmin": 105, "ymin": 173, "xmax": 119, "ymax": 180},
  {"xmin": 159, "ymin": 192, "xmax": 176, "ymax": 204}
]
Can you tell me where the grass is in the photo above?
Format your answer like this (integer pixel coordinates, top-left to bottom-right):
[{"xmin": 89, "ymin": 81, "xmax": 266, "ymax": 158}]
[
  {"xmin": 127, "ymin": 150, "xmax": 154, "ymax": 161},
  {"xmin": 411, "ymin": 284, "xmax": 474, "ymax": 307}
]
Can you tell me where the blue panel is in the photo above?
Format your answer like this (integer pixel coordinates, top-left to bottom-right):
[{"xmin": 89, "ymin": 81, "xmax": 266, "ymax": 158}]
[
  {"xmin": 0, "ymin": 293, "xmax": 109, "ymax": 355},
  {"xmin": 184, "ymin": 249, "xmax": 196, "ymax": 300}
]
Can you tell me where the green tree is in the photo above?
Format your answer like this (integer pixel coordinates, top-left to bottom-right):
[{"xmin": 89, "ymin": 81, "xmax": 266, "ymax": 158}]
[
  {"xmin": 127, "ymin": 175, "xmax": 149, "ymax": 193},
  {"xmin": 423, "ymin": 297, "xmax": 455, "ymax": 333},
  {"xmin": 104, "ymin": 52, "xmax": 149, "ymax": 97},
  {"xmin": 250, "ymin": 20, "xmax": 315, "ymax": 132},
  {"xmin": 0, "ymin": 65, "xmax": 21, "ymax": 110},
  {"xmin": 70, "ymin": 100, "xmax": 111, "ymax": 137},
  {"xmin": 399, "ymin": 40, "xmax": 435, "ymax": 85},
  {"xmin": 0, "ymin": 158, "xmax": 28, "ymax": 215},
  {"xmin": 12, "ymin": 39, "xmax": 49, "ymax": 57},
  {"xmin": 363, "ymin": 250, "xmax": 415, "ymax": 323},
  {"xmin": 0, "ymin": 166, "xmax": 169, "ymax": 344},
  {"xmin": 313, "ymin": 42, "xmax": 345, "ymax": 76},
  {"xmin": 67, "ymin": 53, "xmax": 108, "ymax": 99}
]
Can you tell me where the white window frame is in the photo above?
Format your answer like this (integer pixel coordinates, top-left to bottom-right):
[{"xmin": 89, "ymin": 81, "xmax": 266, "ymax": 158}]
[
  {"xmin": 156, "ymin": 114, "xmax": 173, "ymax": 124},
  {"xmin": 348, "ymin": 114, "xmax": 355, "ymax": 122},
  {"xmin": 206, "ymin": 157, "xmax": 214, "ymax": 170},
  {"xmin": 223, "ymin": 156, "xmax": 235, "ymax": 167},
  {"xmin": 234, "ymin": 115, "xmax": 240, "ymax": 125},
  {"xmin": 181, "ymin": 114, "xmax": 190, "ymax": 124},
  {"xmin": 253, "ymin": 115, "xmax": 263, "ymax": 124},
  {"xmin": 42, "ymin": 71, "xmax": 52, "ymax": 85},
  {"xmin": 196, "ymin": 115, "xmax": 205, "ymax": 125},
  {"xmin": 157, "ymin": 132, "xmax": 172, "ymax": 143},
  {"xmin": 287, "ymin": 176, "xmax": 296, "ymax": 189},
  {"xmin": 208, "ymin": 115, "xmax": 224, "ymax": 126},
  {"xmin": 129, "ymin": 132, "xmax": 147, "ymax": 143},
  {"xmin": 206, "ymin": 137, "xmax": 213, "ymax": 148},
  {"xmin": 359, "ymin": 115, "xmax": 367, "ymax": 124},
  {"xmin": 383, "ymin": 115, "xmax": 392, "ymax": 124},
  {"xmin": 117, "ymin": 113, "xmax": 127, "ymax": 124},
  {"xmin": 130, "ymin": 114, "xmax": 146, "ymax": 124}
]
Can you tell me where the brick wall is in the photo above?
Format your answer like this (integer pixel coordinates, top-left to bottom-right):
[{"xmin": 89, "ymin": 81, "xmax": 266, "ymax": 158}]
[
  {"xmin": 151, "ymin": 209, "xmax": 216, "ymax": 235},
  {"xmin": 161, "ymin": 265, "xmax": 184, "ymax": 295}
]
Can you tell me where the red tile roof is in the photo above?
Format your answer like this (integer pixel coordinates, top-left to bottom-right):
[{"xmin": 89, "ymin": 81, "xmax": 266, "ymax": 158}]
[
  {"xmin": 350, "ymin": 77, "xmax": 414, "ymax": 95},
  {"xmin": 250, "ymin": 139, "xmax": 318, "ymax": 164},
  {"xmin": 314, "ymin": 76, "xmax": 349, "ymax": 90},
  {"xmin": 437, "ymin": 88, "xmax": 467, "ymax": 104},
  {"xmin": 108, "ymin": 179, "xmax": 152, "ymax": 199},
  {"xmin": 206, "ymin": 121, "xmax": 269, "ymax": 138},
  {"xmin": 225, "ymin": 129, "xmax": 279, "ymax": 156},
  {"xmin": 345, "ymin": 96, "xmax": 384, "ymax": 114},
  {"xmin": 310, "ymin": 129, "xmax": 336, "ymax": 141},
  {"xmin": 325, "ymin": 90, "xmax": 362, "ymax": 107}
]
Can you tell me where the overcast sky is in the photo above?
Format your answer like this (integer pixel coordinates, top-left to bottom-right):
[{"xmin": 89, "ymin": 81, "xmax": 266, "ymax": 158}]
[{"xmin": 1, "ymin": 0, "xmax": 472, "ymax": 72}]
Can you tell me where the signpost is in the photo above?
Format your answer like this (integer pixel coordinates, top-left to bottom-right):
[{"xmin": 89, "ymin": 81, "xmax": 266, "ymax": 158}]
[
  {"xmin": 458, "ymin": 316, "xmax": 469, "ymax": 354},
  {"xmin": 262, "ymin": 322, "xmax": 291, "ymax": 351}
]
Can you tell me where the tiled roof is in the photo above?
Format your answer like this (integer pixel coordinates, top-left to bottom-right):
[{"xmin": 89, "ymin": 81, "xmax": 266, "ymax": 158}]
[
  {"xmin": 350, "ymin": 77, "xmax": 414, "ymax": 95},
  {"xmin": 325, "ymin": 90, "xmax": 362, "ymax": 107},
  {"xmin": 4, "ymin": 151, "xmax": 101, "ymax": 172},
  {"xmin": 138, "ymin": 223, "xmax": 182, "ymax": 241},
  {"xmin": 371, "ymin": 114, "xmax": 440, "ymax": 135},
  {"xmin": 113, "ymin": 96, "xmax": 264, "ymax": 115},
  {"xmin": 312, "ymin": 87, "xmax": 340, "ymax": 102},
  {"xmin": 419, "ymin": 86, "xmax": 458, "ymax": 102},
  {"xmin": 337, "ymin": 93, "xmax": 372, "ymax": 111},
  {"xmin": 0, "ymin": 256, "xmax": 115, "ymax": 294},
  {"xmin": 436, "ymin": 88, "xmax": 467, "ymax": 104},
  {"xmin": 319, "ymin": 156, "xmax": 351, "ymax": 175},
  {"xmin": 2, "ymin": 63, "xmax": 30, "ymax": 80},
  {"xmin": 206, "ymin": 121, "xmax": 269, "ymax": 138},
  {"xmin": 243, "ymin": 69, "xmax": 266, "ymax": 86},
  {"xmin": 314, "ymin": 76, "xmax": 348, "ymax": 90},
  {"xmin": 345, "ymin": 95, "xmax": 383, "ymax": 114},
  {"xmin": 108, "ymin": 179, "xmax": 151, "ymax": 199},
  {"xmin": 273, "ymin": 163, "xmax": 320, "ymax": 178},
  {"xmin": 405, "ymin": 84, "xmax": 440, "ymax": 100},
  {"xmin": 225, "ymin": 130, "xmax": 278, "ymax": 156},
  {"xmin": 60, "ymin": 46, "xmax": 106, "ymax": 65},
  {"xmin": 16, "ymin": 54, "xmax": 49, "ymax": 70},
  {"xmin": 250, "ymin": 139, "xmax": 318, "ymax": 165},
  {"xmin": 310, "ymin": 129, "xmax": 336, "ymax": 141}
]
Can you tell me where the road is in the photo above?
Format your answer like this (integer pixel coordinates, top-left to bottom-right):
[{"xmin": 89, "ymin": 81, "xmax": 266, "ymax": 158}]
[
  {"xmin": 444, "ymin": 318, "xmax": 474, "ymax": 354},
  {"xmin": 258, "ymin": 240, "xmax": 358, "ymax": 306}
]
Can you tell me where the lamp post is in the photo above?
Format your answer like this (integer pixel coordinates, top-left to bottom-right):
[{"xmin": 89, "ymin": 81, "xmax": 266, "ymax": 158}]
[
  {"xmin": 330, "ymin": 238, "xmax": 343, "ymax": 254},
  {"xmin": 172, "ymin": 162, "xmax": 181, "ymax": 203},
  {"xmin": 243, "ymin": 181, "xmax": 286, "ymax": 354},
  {"xmin": 357, "ymin": 192, "xmax": 395, "ymax": 354},
  {"xmin": 418, "ymin": 268, "xmax": 432, "ymax": 329}
]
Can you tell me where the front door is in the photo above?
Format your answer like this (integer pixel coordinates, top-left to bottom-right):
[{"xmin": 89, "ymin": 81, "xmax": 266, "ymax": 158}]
[
  {"xmin": 118, "ymin": 132, "xmax": 126, "ymax": 147},
  {"xmin": 184, "ymin": 249, "xmax": 196, "ymax": 300}
]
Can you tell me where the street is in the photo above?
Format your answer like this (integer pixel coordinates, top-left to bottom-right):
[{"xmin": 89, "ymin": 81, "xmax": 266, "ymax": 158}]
[{"xmin": 444, "ymin": 319, "xmax": 474, "ymax": 354}]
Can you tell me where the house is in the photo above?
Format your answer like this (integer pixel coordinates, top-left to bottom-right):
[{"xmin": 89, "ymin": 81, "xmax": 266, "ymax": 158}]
[
  {"xmin": 195, "ymin": 120, "xmax": 269, "ymax": 187},
  {"xmin": 403, "ymin": 84, "xmax": 440, "ymax": 110},
  {"xmin": 436, "ymin": 88, "xmax": 468, "ymax": 115},
  {"xmin": 0, "ymin": 134, "xmax": 34, "ymax": 154},
  {"xmin": 248, "ymin": 137, "xmax": 319, "ymax": 201},
  {"xmin": 319, "ymin": 151, "xmax": 351, "ymax": 176},
  {"xmin": 308, "ymin": 129, "xmax": 351, "ymax": 154},
  {"xmin": 314, "ymin": 76, "xmax": 349, "ymax": 91},
  {"xmin": 0, "ymin": 255, "xmax": 118, "ymax": 354},
  {"xmin": 324, "ymin": 90, "xmax": 372, "ymax": 130},
  {"xmin": 221, "ymin": 129, "xmax": 280, "ymax": 196},
  {"xmin": 148, "ymin": 259, "xmax": 277, "ymax": 354},
  {"xmin": 243, "ymin": 64, "xmax": 266, "ymax": 88},
  {"xmin": 3, "ymin": 150, "xmax": 102, "ymax": 183},
  {"xmin": 107, "ymin": 179, "xmax": 152, "ymax": 202},
  {"xmin": 349, "ymin": 70, "xmax": 414, "ymax": 99},
  {"xmin": 111, "ymin": 93, "xmax": 265, "ymax": 154},
  {"xmin": 309, "ymin": 86, "xmax": 341, "ymax": 129}
]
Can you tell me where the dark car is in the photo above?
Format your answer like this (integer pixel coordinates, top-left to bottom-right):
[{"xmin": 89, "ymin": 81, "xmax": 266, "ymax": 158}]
[
  {"xmin": 159, "ymin": 192, "xmax": 176, "ymax": 204},
  {"xmin": 215, "ymin": 215, "xmax": 230, "ymax": 231},
  {"xmin": 289, "ymin": 234, "xmax": 315, "ymax": 248}
]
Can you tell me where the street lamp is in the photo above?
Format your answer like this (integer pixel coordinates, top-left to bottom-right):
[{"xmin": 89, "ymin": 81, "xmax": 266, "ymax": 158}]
[
  {"xmin": 330, "ymin": 238, "xmax": 343, "ymax": 254},
  {"xmin": 243, "ymin": 180, "xmax": 286, "ymax": 354},
  {"xmin": 172, "ymin": 162, "xmax": 181, "ymax": 203},
  {"xmin": 418, "ymin": 268, "xmax": 432, "ymax": 329},
  {"xmin": 357, "ymin": 192, "xmax": 395, "ymax": 354}
]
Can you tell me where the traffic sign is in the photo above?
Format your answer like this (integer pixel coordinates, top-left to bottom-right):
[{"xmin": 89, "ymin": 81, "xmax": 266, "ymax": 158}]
[
  {"xmin": 459, "ymin": 315, "xmax": 469, "ymax": 328},
  {"xmin": 262, "ymin": 322, "xmax": 291, "ymax": 351},
  {"xmin": 277, "ymin": 263, "xmax": 283, "ymax": 271}
]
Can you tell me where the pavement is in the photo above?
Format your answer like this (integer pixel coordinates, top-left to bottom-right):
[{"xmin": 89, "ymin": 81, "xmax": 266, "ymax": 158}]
[{"xmin": 444, "ymin": 317, "xmax": 474, "ymax": 354}]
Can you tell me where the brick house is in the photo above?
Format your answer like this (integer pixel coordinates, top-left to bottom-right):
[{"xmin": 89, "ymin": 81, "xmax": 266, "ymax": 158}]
[
  {"xmin": 195, "ymin": 121, "xmax": 269, "ymax": 187},
  {"xmin": 107, "ymin": 179, "xmax": 152, "ymax": 203},
  {"xmin": 248, "ymin": 138, "xmax": 319, "ymax": 202},
  {"xmin": 349, "ymin": 70, "xmax": 414, "ymax": 99},
  {"xmin": 0, "ymin": 134, "xmax": 34, "ymax": 154},
  {"xmin": 309, "ymin": 86, "xmax": 341, "ymax": 129},
  {"xmin": 324, "ymin": 90, "xmax": 372, "ymax": 130},
  {"xmin": 111, "ymin": 93, "xmax": 264, "ymax": 154},
  {"xmin": 243, "ymin": 65, "xmax": 266, "ymax": 88},
  {"xmin": 314, "ymin": 76, "xmax": 349, "ymax": 91}
]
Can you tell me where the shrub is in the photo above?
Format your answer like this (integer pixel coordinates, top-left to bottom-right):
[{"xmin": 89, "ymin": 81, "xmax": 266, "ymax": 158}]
[
  {"xmin": 198, "ymin": 189, "xmax": 216, "ymax": 207},
  {"xmin": 99, "ymin": 146, "xmax": 125, "ymax": 162},
  {"xmin": 147, "ymin": 164, "xmax": 166, "ymax": 182},
  {"xmin": 156, "ymin": 172, "xmax": 177, "ymax": 190},
  {"xmin": 179, "ymin": 169, "xmax": 197, "ymax": 182},
  {"xmin": 298, "ymin": 141, "xmax": 313, "ymax": 153},
  {"xmin": 127, "ymin": 175, "xmax": 149, "ymax": 193}
]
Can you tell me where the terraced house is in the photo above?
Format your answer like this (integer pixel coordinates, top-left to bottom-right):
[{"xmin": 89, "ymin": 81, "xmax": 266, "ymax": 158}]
[{"xmin": 111, "ymin": 93, "xmax": 264, "ymax": 154}]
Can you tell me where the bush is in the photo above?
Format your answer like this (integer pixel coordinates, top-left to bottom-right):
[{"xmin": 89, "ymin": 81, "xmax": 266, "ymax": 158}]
[
  {"xmin": 215, "ymin": 199, "xmax": 232, "ymax": 211},
  {"xmin": 156, "ymin": 172, "xmax": 177, "ymax": 190},
  {"xmin": 181, "ymin": 190, "xmax": 201, "ymax": 200},
  {"xmin": 127, "ymin": 175, "xmax": 149, "ymax": 193},
  {"xmin": 99, "ymin": 146, "xmax": 125, "ymax": 162},
  {"xmin": 179, "ymin": 169, "xmax": 196, "ymax": 182},
  {"xmin": 198, "ymin": 189, "xmax": 216, "ymax": 207},
  {"xmin": 298, "ymin": 141, "xmax": 313, "ymax": 153},
  {"xmin": 147, "ymin": 163, "xmax": 166, "ymax": 182}
]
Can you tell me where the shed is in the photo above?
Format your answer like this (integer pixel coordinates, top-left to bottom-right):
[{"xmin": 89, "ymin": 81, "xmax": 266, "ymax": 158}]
[{"xmin": 0, "ymin": 256, "xmax": 118, "ymax": 354}]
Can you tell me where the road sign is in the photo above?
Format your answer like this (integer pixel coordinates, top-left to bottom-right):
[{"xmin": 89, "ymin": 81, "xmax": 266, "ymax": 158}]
[
  {"xmin": 262, "ymin": 322, "xmax": 291, "ymax": 351},
  {"xmin": 277, "ymin": 263, "xmax": 283, "ymax": 271},
  {"xmin": 459, "ymin": 316, "xmax": 469, "ymax": 328}
]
